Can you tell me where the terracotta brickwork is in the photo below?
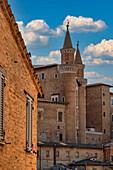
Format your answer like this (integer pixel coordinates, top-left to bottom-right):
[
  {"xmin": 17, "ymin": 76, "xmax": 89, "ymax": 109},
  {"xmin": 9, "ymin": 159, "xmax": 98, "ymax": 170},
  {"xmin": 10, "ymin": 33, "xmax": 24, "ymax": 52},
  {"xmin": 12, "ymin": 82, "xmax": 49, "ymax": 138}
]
[
  {"xmin": 0, "ymin": 1, "xmax": 42, "ymax": 169},
  {"xmin": 37, "ymin": 101, "xmax": 66, "ymax": 142},
  {"xmin": 86, "ymin": 84, "xmax": 111, "ymax": 144}
]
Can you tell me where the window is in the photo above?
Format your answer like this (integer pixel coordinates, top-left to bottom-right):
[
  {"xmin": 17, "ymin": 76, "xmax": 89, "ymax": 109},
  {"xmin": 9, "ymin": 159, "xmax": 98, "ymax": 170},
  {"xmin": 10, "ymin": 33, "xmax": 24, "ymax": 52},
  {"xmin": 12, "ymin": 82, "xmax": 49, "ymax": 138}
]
[
  {"xmin": 95, "ymin": 153, "xmax": 97, "ymax": 158},
  {"xmin": 112, "ymin": 114, "xmax": 113, "ymax": 122},
  {"xmin": 59, "ymin": 134, "xmax": 63, "ymax": 141},
  {"xmin": 112, "ymin": 156, "xmax": 113, "ymax": 162},
  {"xmin": 46, "ymin": 151, "xmax": 49, "ymax": 157},
  {"xmin": 42, "ymin": 73, "xmax": 44, "ymax": 80},
  {"xmin": 103, "ymin": 101, "xmax": 105, "ymax": 105},
  {"xmin": 57, "ymin": 126, "xmax": 60, "ymax": 129},
  {"xmin": 81, "ymin": 168, "xmax": 85, "ymax": 170},
  {"xmin": 103, "ymin": 93, "xmax": 105, "ymax": 96},
  {"xmin": 58, "ymin": 112, "xmax": 63, "ymax": 122},
  {"xmin": 37, "ymin": 150, "xmax": 39, "ymax": 158},
  {"xmin": 0, "ymin": 68, "xmax": 5, "ymax": 142},
  {"xmin": 38, "ymin": 110, "xmax": 44, "ymax": 120},
  {"xmin": 111, "ymin": 99, "xmax": 113, "ymax": 105},
  {"xmin": 86, "ymin": 152, "xmax": 89, "ymax": 158},
  {"xmin": 54, "ymin": 73, "xmax": 58, "ymax": 78},
  {"xmin": 103, "ymin": 112, "xmax": 105, "ymax": 117},
  {"xmin": 25, "ymin": 92, "xmax": 33, "ymax": 152},
  {"xmin": 56, "ymin": 151, "xmax": 59, "ymax": 157},
  {"xmin": 66, "ymin": 151, "xmax": 69, "ymax": 157},
  {"xmin": 51, "ymin": 95, "xmax": 59, "ymax": 102},
  {"xmin": 36, "ymin": 73, "xmax": 38, "ymax": 77},
  {"xmin": 62, "ymin": 96, "xmax": 65, "ymax": 103},
  {"xmin": 93, "ymin": 168, "xmax": 96, "ymax": 170},
  {"xmin": 76, "ymin": 152, "xmax": 79, "ymax": 158},
  {"xmin": 104, "ymin": 129, "xmax": 106, "ymax": 134}
]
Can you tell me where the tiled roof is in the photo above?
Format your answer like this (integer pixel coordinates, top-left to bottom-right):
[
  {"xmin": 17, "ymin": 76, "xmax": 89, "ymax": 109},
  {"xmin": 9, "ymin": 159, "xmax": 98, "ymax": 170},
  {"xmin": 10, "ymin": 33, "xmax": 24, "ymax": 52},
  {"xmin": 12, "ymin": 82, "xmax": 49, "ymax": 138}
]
[
  {"xmin": 63, "ymin": 27, "xmax": 73, "ymax": 49},
  {"xmin": 86, "ymin": 83, "xmax": 113, "ymax": 88},
  {"xmin": 37, "ymin": 141, "xmax": 102, "ymax": 149},
  {"xmin": 1, "ymin": 0, "xmax": 43, "ymax": 96}
]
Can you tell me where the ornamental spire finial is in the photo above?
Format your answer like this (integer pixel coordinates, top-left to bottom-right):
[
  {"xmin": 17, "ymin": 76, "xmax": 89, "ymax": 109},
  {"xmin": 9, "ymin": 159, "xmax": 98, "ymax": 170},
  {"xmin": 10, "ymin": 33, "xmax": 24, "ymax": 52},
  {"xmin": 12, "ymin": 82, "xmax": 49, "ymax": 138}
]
[{"xmin": 66, "ymin": 20, "xmax": 69, "ymax": 31}]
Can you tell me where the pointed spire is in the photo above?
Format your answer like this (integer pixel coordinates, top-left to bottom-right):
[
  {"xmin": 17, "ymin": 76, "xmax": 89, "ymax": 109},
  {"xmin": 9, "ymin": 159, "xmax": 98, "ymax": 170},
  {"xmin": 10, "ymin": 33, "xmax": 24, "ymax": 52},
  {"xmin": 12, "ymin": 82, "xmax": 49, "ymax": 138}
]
[
  {"xmin": 75, "ymin": 41, "xmax": 82, "ymax": 64},
  {"xmin": 63, "ymin": 21, "xmax": 73, "ymax": 48}
]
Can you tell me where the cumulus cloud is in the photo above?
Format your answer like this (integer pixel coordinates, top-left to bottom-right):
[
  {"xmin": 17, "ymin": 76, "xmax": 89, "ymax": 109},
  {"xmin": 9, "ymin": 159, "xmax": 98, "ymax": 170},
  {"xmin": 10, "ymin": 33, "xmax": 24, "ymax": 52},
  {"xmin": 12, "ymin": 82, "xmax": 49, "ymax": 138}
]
[
  {"xmin": 84, "ymin": 39, "xmax": 113, "ymax": 57},
  {"xmin": 83, "ymin": 56, "xmax": 113, "ymax": 65},
  {"xmin": 17, "ymin": 20, "xmax": 63, "ymax": 50},
  {"xmin": 61, "ymin": 15, "xmax": 107, "ymax": 33},
  {"xmin": 31, "ymin": 50, "xmax": 60, "ymax": 65},
  {"xmin": 85, "ymin": 71, "xmax": 113, "ymax": 83}
]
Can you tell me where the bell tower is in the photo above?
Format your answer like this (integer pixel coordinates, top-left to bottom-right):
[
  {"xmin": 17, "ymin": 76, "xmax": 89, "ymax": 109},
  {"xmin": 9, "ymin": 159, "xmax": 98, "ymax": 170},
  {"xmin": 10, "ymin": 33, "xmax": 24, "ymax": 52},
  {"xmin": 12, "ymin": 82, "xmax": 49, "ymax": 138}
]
[{"xmin": 60, "ymin": 22, "xmax": 75, "ymax": 64}]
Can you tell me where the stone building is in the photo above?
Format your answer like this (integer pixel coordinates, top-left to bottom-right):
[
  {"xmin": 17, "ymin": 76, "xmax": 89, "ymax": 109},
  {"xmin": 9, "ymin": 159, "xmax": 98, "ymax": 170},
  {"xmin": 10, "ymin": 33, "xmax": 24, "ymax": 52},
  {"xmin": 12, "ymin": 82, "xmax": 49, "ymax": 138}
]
[
  {"xmin": 34, "ymin": 23, "xmax": 113, "ymax": 169},
  {"xmin": 0, "ymin": 0, "xmax": 42, "ymax": 169}
]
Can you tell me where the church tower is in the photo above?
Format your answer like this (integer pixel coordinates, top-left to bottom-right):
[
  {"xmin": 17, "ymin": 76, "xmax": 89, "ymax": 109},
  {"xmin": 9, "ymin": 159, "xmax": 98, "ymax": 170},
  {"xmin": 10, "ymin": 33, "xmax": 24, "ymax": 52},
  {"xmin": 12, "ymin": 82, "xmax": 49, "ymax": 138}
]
[{"xmin": 60, "ymin": 22, "xmax": 75, "ymax": 64}]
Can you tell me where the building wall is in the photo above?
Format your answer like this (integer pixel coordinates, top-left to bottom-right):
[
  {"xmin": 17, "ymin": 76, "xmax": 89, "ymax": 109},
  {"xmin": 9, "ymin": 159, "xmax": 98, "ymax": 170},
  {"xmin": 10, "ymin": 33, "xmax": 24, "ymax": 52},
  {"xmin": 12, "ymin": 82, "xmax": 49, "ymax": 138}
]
[
  {"xmin": 37, "ymin": 146, "xmax": 103, "ymax": 170},
  {"xmin": 0, "ymin": 2, "xmax": 40, "ymax": 169},
  {"xmin": 86, "ymin": 85, "xmax": 111, "ymax": 143},
  {"xmin": 37, "ymin": 101, "xmax": 66, "ymax": 142}
]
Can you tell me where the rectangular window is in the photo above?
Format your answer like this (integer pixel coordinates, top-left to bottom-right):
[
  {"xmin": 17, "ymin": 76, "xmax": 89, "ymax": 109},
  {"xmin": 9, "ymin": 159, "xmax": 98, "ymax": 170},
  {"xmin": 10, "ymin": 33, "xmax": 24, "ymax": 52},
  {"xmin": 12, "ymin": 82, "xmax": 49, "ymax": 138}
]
[
  {"xmin": 58, "ymin": 112, "xmax": 63, "ymax": 122},
  {"xmin": 103, "ymin": 93, "xmax": 105, "ymax": 96},
  {"xmin": 46, "ymin": 151, "xmax": 49, "ymax": 157},
  {"xmin": 26, "ymin": 93, "xmax": 33, "ymax": 152},
  {"xmin": 81, "ymin": 168, "xmax": 85, "ymax": 170},
  {"xmin": 95, "ymin": 153, "xmax": 97, "ymax": 158},
  {"xmin": 103, "ymin": 101, "xmax": 105, "ymax": 105},
  {"xmin": 0, "ymin": 72, "xmax": 5, "ymax": 142},
  {"xmin": 104, "ymin": 129, "xmax": 106, "ymax": 134},
  {"xmin": 76, "ymin": 152, "xmax": 79, "ymax": 158},
  {"xmin": 86, "ymin": 152, "xmax": 89, "ymax": 158},
  {"xmin": 42, "ymin": 73, "xmax": 44, "ymax": 80},
  {"xmin": 66, "ymin": 151, "xmax": 69, "ymax": 157},
  {"xmin": 93, "ymin": 168, "xmax": 96, "ymax": 170},
  {"xmin": 56, "ymin": 151, "xmax": 59, "ymax": 157},
  {"xmin": 112, "ymin": 114, "xmax": 113, "ymax": 122},
  {"xmin": 111, "ymin": 99, "xmax": 113, "ymax": 105},
  {"xmin": 103, "ymin": 112, "xmax": 105, "ymax": 117},
  {"xmin": 59, "ymin": 134, "xmax": 63, "ymax": 141},
  {"xmin": 38, "ymin": 110, "xmax": 44, "ymax": 120}
]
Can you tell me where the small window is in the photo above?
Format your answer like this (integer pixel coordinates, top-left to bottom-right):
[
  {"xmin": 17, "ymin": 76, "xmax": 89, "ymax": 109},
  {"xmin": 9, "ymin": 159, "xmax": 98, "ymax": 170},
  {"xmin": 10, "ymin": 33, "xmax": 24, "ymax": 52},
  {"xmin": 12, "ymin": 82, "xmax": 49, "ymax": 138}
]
[
  {"xmin": 55, "ymin": 73, "xmax": 58, "ymax": 78},
  {"xmin": 112, "ymin": 115, "xmax": 113, "ymax": 122},
  {"xmin": 95, "ymin": 153, "xmax": 97, "ymax": 158},
  {"xmin": 42, "ymin": 73, "xmax": 44, "ymax": 80},
  {"xmin": 36, "ymin": 73, "xmax": 38, "ymax": 77},
  {"xmin": 81, "ymin": 168, "xmax": 85, "ymax": 170},
  {"xmin": 46, "ymin": 151, "xmax": 49, "ymax": 157},
  {"xmin": 111, "ymin": 99, "xmax": 113, "ymax": 105},
  {"xmin": 0, "ymin": 69, "xmax": 5, "ymax": 142},
  {"xmin": 104, "ymin": 129, "xmax": 106, "ymax": 134},
  {"xmin": 58, "ymin": 112, "xmax": 63, "ymax": 122},
  {"xmin": 26, "ymin": 93, "xmax": 34, "ymax": 152},
  {"xmin": 57, "ymin": 126, "xmax": 60, "ymax": 129},
  {"xmin": 103, "ymin": 101, "xmax": 105, "ymax": 105},
  {"xmin": 86, "ymin": 152, "xmax": 89, "ymax": 158},
  {"xmin": 62, "ymin": 96, "xmax": 65, "ymax": 103},
  {"xmin": 37, "ymin": 150, "xmax": 39, "ymax": 158},
  {"xmin": 103, "ymin": 93, "xmax": 105, "ymax": 96},
  {"xmin": 59, "ymin": 134, "xmax": 62, "ymax": 141},
  {"xmin": 93, "ymin": 168, "xmax": 96, "ymax": 170},
  {"xmin": 76, "ymin": 152, "xmax": 79, "ymax": 158},
  {"xmin": 66, "ymin": 151, "xmax": 69, "ymax": 157},
  {"xmin": 103, "ymin": 112, "xmax": 105, "ymax": 117},
  {"xmin": 55, "ymin": 97, "xmax": 58, "ymax": 102},
  {"xmin": 38, "ymin": 110, "xmax": 43, "ymax": 120},
  {"xmin": 52, "ymin": 98, "xmax": 54, "ymax": 102},
  {"xmin": 56, "ymin": 151, "xmax": 59, "ymax": 157}
]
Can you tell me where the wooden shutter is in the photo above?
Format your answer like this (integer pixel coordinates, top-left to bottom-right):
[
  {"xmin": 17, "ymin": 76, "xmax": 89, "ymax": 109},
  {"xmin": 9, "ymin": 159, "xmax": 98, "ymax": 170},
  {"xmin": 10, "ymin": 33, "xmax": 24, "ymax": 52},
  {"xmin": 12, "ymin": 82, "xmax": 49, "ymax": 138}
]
[
  {"xmin": 26, "ymin": 95, "xmax": 33, "ymax": 151},
  {"xmin": 0, "ymin": 73, "xmax": 5, "ymax": 142}
]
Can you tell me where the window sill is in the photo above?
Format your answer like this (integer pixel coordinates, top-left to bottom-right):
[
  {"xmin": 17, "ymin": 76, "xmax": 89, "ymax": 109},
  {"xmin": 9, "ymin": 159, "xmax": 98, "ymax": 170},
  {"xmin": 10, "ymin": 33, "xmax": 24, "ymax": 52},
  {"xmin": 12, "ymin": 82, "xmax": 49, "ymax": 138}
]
[{"xmin": 0, "ymin": 141, "xmax": 5, "ymax": 145}]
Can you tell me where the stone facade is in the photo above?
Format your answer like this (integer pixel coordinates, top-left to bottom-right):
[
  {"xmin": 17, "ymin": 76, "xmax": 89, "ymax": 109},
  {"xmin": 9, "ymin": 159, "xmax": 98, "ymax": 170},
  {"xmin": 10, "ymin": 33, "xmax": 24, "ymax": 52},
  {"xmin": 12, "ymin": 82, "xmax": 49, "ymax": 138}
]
[{"xmin": 0, "ymin": 0, "xmax": 42, "ymax": 169}]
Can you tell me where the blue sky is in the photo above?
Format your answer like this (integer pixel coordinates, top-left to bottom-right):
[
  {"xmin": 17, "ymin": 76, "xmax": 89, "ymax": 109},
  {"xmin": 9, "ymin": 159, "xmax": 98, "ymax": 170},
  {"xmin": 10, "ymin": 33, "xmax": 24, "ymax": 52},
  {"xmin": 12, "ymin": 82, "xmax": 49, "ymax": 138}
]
[{"xmin": 8, "ymin": 0, "xmax": 113, "ymax": 85}]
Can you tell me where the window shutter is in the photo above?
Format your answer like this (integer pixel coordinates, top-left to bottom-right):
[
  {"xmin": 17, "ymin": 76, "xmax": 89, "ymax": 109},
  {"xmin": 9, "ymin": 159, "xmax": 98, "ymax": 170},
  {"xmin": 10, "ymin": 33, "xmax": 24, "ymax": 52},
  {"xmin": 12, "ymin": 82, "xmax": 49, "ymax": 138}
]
[
  {"xmin": 0, "ymin": 74, "xmax": 5, "ymax": 142},
  {"xmin": 26, "ymin": 95, "xmax": 33, "ymax": 151}
]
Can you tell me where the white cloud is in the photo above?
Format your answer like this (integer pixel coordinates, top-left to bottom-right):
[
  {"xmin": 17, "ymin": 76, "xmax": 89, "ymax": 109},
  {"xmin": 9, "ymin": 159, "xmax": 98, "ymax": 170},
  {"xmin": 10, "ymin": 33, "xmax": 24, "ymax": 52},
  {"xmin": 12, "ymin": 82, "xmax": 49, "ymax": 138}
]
[
  {"xmin": 83, "ymin": 56, "xmax": 113, "ymax": 65},
  {"xmin": 17, "ymin": 20, "xmax": 63, "ymax": 50},
  {"xmin": 84, "ymin": 39, "xmax": 113, "ymax": 57},
  {"xmin": 85, "ymin": 71, "xmax": 113, "ymax": 84},
  {"xmin": 31, "ymin": 50, "xmax": 60, "ymax": 65},
  {"xmin": 61, "ymin": 15, "xmax": 107, "ymax": 33}
]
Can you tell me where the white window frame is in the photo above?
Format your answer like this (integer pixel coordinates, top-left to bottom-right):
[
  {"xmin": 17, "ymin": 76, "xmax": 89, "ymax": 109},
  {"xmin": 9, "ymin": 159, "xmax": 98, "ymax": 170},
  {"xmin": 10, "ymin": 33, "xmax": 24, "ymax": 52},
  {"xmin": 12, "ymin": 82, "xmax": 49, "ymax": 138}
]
[
  {"xmin": 26, "ymin": 93, "xmax": 33, "ymax": 152},
  {"xmin": 51, "ymin": 95, "xmax": 59, "ymax": 102},
  {"xmin": 0, "ymin": 67, "xmax": 6, "ymax": 142}
]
